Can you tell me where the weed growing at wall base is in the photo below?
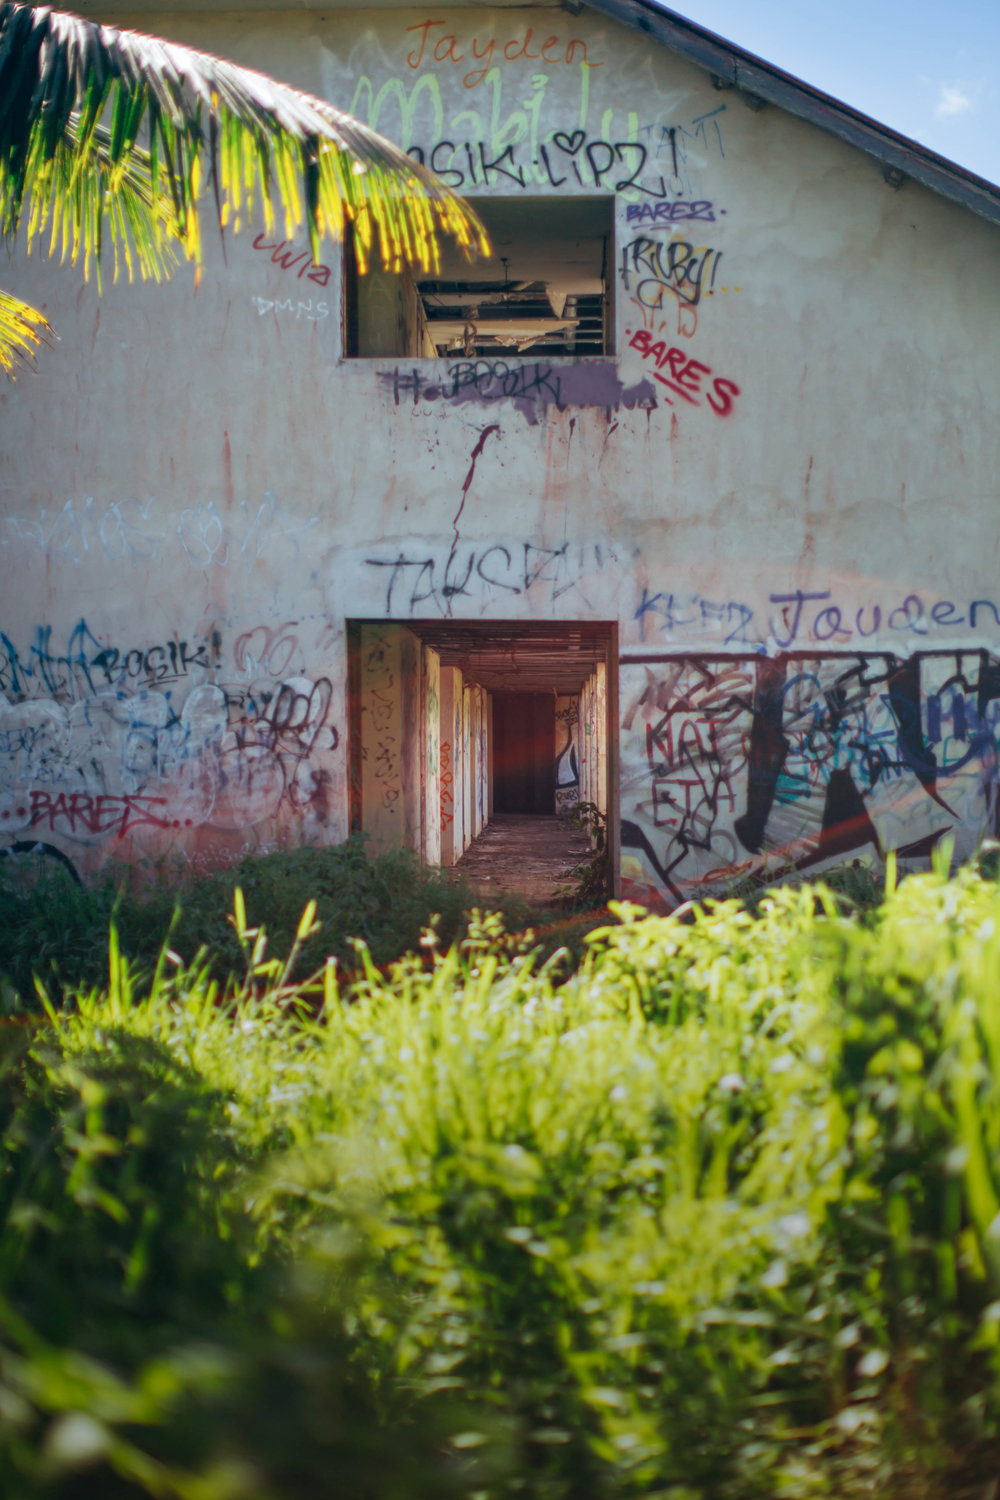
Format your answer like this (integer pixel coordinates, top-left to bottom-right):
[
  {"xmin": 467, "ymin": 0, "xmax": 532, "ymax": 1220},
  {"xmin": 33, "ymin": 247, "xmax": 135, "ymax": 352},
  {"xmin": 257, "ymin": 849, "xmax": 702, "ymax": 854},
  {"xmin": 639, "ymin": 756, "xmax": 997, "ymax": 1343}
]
[
  {"xmin": 2, "ymin": 863, "xmax": 1000, "ymax": 1493},
  {"xmin": 559, "ymin": 798, "xmax": 610, "ymax": 906},
  {"xmin": 0, "ymin": 838, "xmax": 479, "ymax": 1004}
]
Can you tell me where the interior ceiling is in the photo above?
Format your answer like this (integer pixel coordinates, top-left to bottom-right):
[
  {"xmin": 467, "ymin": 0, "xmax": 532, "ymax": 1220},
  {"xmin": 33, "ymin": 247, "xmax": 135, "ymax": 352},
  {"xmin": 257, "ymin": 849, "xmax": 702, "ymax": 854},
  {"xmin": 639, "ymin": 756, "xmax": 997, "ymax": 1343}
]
[
  {"xmin": 410, "ymin": 621, "xmax": 614, "ymax": 694},
  {"xmin": 432, "ymin": 197, "xmax": 611, "ymax": 286},
  {"xmin": 422, "ymin": 196, "xmax": 610, "ymax": 356}
]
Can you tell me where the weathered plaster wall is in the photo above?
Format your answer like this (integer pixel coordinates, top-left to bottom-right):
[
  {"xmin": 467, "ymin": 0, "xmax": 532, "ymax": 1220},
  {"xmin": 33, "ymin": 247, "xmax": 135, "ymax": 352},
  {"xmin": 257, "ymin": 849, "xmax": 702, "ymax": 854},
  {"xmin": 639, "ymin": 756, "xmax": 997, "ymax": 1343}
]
[
  {"xmin": 2, "ymin": 3, "xmax": 1000, "ymax": 900},
  {"xmin": 358, "ymin": 624, "xmax": 407, "ymax": 855}
]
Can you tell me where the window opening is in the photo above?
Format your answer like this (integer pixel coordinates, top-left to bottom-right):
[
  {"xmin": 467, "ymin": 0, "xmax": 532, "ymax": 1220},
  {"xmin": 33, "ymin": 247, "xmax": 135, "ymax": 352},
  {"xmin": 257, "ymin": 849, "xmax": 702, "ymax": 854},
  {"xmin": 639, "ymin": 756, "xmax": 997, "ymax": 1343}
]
[{"xmin": 346, "ymin": 197, "xmax": 612, "ymax": 359}]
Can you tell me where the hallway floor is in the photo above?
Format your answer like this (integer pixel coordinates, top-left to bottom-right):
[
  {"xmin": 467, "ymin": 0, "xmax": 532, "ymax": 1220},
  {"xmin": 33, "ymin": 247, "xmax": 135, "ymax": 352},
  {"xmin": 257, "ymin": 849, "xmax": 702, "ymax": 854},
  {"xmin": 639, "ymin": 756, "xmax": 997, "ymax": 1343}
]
[{"xmin": 449, "ymin": 813, "xmax": 592, "ymax": 908}]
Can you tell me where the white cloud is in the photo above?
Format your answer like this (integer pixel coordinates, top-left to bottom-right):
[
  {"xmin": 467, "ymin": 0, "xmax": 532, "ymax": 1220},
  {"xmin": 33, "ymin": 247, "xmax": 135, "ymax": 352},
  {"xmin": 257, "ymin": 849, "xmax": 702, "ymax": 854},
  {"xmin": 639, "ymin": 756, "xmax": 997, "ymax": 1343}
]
[{"xmin": 934, "ymin": 82, "xmax": 976, "ymax": 119}]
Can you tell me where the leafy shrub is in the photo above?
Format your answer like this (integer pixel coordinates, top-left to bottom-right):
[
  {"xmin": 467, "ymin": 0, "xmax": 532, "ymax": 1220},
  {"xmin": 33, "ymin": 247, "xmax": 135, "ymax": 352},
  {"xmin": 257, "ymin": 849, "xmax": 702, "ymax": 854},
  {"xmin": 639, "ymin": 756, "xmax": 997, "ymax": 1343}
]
[
  {"xmin": 0, "ymin": 839, "xmax": 479, "ymax": 1004},
  {"xmin": 560, "ymin": 800, "xmax": 610, "ymax": 908},
  {"xmin": 0, "ymin": 969, "xmax": 490, "ymax": 1498}
]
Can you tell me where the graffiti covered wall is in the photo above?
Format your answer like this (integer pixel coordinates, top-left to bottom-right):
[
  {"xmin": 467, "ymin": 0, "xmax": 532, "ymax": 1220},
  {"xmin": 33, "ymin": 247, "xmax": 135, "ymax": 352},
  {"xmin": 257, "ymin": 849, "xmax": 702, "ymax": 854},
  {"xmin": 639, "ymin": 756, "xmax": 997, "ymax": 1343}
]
[
  {"xmin": 621, "ymin": 652, "xmax": 1000, "ymax": 905},
  {"xmin": 0, "ymin": 616, "xmax": 341, "ymax": 878},
  {"xmin": 555, "ymin": 695, "xmax": 581, "ymax": 814},
  {"xmin": 1, "ymin": 3, "xmax": 999, "ymax": 896}
]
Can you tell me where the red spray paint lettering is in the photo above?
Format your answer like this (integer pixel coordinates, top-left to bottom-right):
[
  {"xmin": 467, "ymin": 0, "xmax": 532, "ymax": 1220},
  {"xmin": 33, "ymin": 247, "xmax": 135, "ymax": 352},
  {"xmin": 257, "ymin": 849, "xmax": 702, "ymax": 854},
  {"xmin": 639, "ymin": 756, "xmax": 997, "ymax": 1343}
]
[
  {"xmin": 627, "ymin": 329, "xmax": 740, "ymax": 416},
  {"xmin": 252, "ymin": 233, "xmax": 331, "ymax": 287},
  {"xmin": 30, "ymin": 790, "xmax": 173, "ymax": 838}
]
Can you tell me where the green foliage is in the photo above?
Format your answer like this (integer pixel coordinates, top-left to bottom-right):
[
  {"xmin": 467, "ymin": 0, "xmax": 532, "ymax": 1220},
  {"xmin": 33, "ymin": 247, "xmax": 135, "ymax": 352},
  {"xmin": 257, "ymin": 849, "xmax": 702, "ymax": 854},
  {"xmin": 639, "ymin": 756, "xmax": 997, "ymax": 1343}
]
[
  {"xmin": 0, "ymin": 287, "xmax": 51, "ymax": 376},
  {"xmin": 718, "ymin": 854, "xmax": 885, "ymax": 917},
  {"xmin": 3, "ymin": 862, "xmax": 1000, "ymax": 1494},
  {"xmin": 559, "ymin": 800, "xmax": 610, "ymax": 909},
  {"xmin": 154, "ymin": 839, "xmax": 478, "ymax": 984},
  {"xmin": 0, "ymin": 1012, "xmax": 479, "ymax": 1498},
  {"xmin": 0, "ymin": 839, "xmax": 476, "ymax": 1004}
]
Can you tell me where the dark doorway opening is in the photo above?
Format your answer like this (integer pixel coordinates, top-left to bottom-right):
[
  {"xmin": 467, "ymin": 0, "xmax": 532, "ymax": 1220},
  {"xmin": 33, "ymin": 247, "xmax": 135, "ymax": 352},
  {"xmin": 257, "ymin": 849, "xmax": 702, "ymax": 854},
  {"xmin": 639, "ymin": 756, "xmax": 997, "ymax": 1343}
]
[{"xmin": 493, "ymin": 693, "xmax": 556, "ymax": 814}]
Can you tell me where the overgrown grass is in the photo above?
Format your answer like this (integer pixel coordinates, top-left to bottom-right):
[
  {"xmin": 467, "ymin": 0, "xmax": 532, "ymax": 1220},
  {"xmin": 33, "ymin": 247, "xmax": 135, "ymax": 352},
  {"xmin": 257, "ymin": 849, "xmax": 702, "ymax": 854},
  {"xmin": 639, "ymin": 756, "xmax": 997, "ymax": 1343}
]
[
  {"xmin": 0, "ymin": 839, "xmax": 498, "ymax": 1005},
  {"xmin": 3, "ymin": 858, "xmax": 1000, "ymax": 1495}
]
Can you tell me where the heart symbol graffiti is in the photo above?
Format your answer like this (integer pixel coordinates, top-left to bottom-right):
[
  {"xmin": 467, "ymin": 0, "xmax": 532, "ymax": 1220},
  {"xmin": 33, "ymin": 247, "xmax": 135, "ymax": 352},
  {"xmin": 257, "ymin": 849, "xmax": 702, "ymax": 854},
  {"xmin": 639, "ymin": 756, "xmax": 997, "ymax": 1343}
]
[{"xmin": 552, "ymin": 130, "xmax": 585, "ymax": 154}]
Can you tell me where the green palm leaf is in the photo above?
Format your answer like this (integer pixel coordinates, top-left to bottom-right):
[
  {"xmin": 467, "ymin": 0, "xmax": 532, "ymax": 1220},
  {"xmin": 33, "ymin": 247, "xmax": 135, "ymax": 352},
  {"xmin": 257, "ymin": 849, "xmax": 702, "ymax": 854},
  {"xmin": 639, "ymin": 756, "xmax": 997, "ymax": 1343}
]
[
  {"xmin": 21, "ymin": 112, "xmax": 180, "ymax": 286},
  {"xmin": 0, "ymin": 286, "xmax": 51, "ymax": 375},
  {"xmin": 0, "ymin": 2, "xmax": 486, "ymax": 373}
]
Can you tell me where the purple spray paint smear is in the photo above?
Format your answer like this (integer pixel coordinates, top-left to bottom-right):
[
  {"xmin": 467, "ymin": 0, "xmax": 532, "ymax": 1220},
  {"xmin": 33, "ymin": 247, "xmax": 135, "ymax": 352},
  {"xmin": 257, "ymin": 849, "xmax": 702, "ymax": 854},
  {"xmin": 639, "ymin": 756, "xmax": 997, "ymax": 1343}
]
[{"xmin": 378, "ymin": 359, "xmax": 658, "ymax": 426}]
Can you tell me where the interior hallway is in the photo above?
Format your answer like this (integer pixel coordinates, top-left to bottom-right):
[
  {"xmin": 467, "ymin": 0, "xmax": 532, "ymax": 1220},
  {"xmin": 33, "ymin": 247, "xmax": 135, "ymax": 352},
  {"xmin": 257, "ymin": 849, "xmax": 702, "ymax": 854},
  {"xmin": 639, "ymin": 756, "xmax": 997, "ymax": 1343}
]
[
  {"xmin": 353, "ymin": 620, "xmax": 614, "ymax": 904},
  {"xmin": 449, "ymin": 812, "xmax": 592, "ymax": 908}
]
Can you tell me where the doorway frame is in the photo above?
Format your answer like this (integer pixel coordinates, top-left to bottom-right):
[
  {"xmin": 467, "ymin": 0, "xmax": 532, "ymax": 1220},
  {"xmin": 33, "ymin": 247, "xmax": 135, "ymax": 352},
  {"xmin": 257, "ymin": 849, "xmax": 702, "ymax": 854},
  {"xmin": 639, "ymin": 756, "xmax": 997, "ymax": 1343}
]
[{"xmin": 347, "ymin": 617, "xmax": 620, "ymax": 896}]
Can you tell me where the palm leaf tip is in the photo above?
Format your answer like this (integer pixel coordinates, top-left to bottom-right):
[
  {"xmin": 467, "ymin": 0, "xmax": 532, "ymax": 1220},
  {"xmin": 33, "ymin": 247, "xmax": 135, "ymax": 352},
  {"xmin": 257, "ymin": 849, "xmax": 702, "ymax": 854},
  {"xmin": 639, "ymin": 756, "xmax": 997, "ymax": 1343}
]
[{"xmin": 0, "ymin": 288, "xmax": 52, "ymax": 377}]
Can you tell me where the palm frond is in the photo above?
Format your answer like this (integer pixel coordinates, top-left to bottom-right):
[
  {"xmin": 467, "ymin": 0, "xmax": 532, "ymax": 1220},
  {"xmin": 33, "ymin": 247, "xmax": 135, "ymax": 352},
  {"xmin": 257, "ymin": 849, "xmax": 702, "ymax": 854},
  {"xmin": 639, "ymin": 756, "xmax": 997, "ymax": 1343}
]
[
  {"xmin": 0, "ymin": 286, "xmax": 51, "ymax": 375},
  {"xmin": 0, "ymin": 2, "xmax": 487, "ymax": 277},
  {"xmin": 23, "ymin": 114, "xmax": 179, "ymax": 287}
]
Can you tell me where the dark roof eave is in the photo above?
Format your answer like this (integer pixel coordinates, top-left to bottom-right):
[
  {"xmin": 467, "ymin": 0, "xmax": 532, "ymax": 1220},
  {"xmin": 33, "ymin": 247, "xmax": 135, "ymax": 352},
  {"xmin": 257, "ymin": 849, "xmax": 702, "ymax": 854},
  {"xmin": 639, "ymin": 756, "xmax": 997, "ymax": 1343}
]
[{"xmin": 584, "ymin": 0, "xmax": 1000, "ymax": 230}]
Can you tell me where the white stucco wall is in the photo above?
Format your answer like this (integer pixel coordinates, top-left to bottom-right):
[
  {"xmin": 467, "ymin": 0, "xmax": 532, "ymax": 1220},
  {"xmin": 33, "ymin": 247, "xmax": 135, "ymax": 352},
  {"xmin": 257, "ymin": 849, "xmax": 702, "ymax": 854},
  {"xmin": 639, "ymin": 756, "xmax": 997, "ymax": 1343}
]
[{"xmin": 2, "ymin": 2, "xmax": 1000, "ymax": 902}]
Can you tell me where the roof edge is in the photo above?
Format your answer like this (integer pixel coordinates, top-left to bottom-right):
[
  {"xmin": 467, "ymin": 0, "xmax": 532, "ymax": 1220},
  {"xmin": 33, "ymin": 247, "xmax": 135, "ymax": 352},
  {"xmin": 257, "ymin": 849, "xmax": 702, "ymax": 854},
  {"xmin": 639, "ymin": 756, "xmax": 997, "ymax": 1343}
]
[{"xmin": 584, "ymin": 0, "xmax": 1000, "ymax": 230}]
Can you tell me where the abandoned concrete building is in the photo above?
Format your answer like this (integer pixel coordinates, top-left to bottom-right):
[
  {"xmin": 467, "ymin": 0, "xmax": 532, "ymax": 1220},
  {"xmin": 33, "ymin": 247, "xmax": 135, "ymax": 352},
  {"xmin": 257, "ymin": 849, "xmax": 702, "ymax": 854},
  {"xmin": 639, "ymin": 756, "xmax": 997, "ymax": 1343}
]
[{"xmin": 3, "ymin": 0, "xmax": 1000, "ymax": 907}]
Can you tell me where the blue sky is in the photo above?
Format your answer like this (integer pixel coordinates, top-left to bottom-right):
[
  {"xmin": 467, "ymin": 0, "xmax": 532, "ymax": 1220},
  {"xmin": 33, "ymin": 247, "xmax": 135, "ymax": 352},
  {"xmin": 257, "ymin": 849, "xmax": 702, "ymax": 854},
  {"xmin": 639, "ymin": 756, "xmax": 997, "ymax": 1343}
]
[{"xmin": 664, "ymin": 1, "xmax": 1000, "ymax": 186}]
